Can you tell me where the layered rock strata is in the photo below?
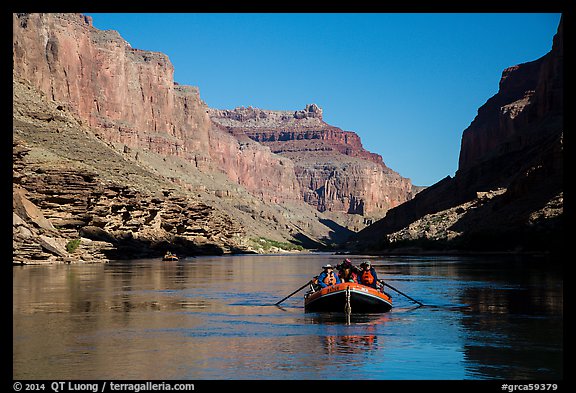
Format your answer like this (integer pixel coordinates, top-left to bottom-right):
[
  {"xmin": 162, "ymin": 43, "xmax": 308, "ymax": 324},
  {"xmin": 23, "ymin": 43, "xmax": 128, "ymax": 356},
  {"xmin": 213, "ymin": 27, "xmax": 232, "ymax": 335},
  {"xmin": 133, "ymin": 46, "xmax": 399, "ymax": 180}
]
[
  {"xmin": 12, "ymin": 67, "xmax": 349, "ymax": 263},
  {"xmin": 209, "ymin": 105, "xmax": 416, "ymax": 218},
  {"xmin": 13, "ymin": 135, "xmax": 248, "ymax": 264},
  {"xmin": 12, "ymin": 13, "xmax": 301, "ymax": 204}
]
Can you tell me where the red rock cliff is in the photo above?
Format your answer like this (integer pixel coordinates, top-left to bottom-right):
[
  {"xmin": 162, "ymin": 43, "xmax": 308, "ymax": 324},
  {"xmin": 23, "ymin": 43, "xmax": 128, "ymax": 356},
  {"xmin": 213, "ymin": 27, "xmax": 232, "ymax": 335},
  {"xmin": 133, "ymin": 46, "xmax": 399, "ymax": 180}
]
[
  {"xmin": 12, "ymin": 13, "xmax": 301, "ymax": 204},
  {"xmin": 209, "ymin": 105, "xmax": 415, "ymax": 217}
]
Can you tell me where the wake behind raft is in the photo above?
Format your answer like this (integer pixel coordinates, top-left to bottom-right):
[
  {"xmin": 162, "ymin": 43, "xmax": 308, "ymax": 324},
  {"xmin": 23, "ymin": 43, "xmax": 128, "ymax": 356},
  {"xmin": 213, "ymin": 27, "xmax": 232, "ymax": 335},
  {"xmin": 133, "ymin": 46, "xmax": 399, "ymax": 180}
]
[{"xmin": 304, "ymin": 282, "xmax": 393, "ymax": 313}]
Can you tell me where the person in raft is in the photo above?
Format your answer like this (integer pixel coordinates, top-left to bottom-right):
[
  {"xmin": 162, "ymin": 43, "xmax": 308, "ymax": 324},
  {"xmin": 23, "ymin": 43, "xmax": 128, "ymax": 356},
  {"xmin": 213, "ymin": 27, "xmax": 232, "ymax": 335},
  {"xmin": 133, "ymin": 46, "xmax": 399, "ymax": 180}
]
[
  {"xmin": 338, "ymin": 259, "xmax": 359, "ymax": 283},
  {"xmin": 359, "ymin": 261, "xmax": 378, "ymax": 289},
  {"xmin": 318, "ymin": 264, "xmax": 341, "ymax": 288}
]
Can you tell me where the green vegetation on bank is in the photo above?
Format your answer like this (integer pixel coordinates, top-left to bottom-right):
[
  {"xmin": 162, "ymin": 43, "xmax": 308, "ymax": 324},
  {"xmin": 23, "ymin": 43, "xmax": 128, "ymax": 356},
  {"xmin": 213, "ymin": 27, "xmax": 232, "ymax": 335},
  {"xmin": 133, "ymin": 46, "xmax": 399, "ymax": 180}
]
[
  {"xmin": 250, "ymin": 237, "xmax": 304, "ymax": 252},
  {"xmin": 66, "ymin": 238, "xmax": 81, "ymax": 253}
]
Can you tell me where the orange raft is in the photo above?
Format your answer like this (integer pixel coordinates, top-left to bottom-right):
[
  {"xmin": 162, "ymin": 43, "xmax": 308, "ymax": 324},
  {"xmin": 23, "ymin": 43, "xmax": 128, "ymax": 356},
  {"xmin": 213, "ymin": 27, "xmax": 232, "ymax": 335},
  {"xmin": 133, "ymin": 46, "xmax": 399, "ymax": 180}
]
[
  {"xmin": 304, "ymin": 282, "xmax": 392, "ymax": 313},
  {"xmin": 162, "ymin": 252, "xmax": 178, "ymax": 261}
]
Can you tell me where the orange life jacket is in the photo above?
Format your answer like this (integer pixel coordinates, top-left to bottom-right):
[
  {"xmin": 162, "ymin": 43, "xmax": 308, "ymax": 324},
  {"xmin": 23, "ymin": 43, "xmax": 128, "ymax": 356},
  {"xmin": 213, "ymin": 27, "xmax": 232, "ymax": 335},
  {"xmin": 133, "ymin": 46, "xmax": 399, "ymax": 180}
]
[
  {"xmin": 323, "ymin": 272, "xmax": 337, "ymax": 285},
  {"xmin": 361, "ymin": 269, "xmax": 375, "ymax": 285}
]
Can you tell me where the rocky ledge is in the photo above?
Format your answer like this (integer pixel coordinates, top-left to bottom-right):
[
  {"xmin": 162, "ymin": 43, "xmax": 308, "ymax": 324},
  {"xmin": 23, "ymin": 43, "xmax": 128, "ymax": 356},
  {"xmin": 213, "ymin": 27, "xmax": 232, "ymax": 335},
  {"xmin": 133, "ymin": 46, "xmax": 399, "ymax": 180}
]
[{"xmin": 13, "ymin": 138, "xmax": 248, "ymax": 264}]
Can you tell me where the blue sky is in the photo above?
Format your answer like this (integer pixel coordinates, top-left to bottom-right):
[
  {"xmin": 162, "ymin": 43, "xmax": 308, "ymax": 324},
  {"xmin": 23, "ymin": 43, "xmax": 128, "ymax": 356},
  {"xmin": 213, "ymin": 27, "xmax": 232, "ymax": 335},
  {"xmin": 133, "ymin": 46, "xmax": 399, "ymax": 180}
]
[{"xmin": 87, "ymin": 13, "xmax": 561, "ymax": 186}]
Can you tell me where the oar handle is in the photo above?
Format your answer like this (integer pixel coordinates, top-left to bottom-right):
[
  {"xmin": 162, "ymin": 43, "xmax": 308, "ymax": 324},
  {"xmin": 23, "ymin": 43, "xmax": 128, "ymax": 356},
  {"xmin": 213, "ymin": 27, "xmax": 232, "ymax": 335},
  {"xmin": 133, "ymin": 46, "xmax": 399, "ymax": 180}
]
[{"xmin": 275, "ymin": 280, "xmax": 313, "ymax": 306}]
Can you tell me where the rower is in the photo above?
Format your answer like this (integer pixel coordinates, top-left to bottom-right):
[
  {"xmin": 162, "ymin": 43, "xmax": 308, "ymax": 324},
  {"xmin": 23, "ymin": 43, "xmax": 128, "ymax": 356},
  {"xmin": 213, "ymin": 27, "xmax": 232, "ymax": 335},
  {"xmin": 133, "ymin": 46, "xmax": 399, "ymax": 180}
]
[
  {"xmin": 338, "ymin": 260, "xmax": 359, "ymax": 283},
  {"xmin": 317, "ymin": 264, "xmax": 341, "ymax": 288},
  {"xmin": 359, "ymin": 261, "xmax": 378, "ymax": 289}
]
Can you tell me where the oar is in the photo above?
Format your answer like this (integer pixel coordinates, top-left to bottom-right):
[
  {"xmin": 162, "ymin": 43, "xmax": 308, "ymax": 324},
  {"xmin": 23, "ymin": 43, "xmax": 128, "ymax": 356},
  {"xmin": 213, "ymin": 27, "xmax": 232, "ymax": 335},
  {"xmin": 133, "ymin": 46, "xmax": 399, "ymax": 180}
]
[
  {"xmin": 275, "ymin": 280, "xmax": 313, "ymax": 306},
  {"xmin": 379, "ymin": 280, "xmax": 425, "ymax": 306}
]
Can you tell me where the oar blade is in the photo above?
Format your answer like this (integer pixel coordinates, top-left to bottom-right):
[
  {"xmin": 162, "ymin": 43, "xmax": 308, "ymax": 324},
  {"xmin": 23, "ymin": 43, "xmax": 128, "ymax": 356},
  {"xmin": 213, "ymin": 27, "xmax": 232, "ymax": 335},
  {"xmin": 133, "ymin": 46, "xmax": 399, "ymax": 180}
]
[{"xmin": 381, "ymin": 281, "xmax": 425, "ymax": 306}]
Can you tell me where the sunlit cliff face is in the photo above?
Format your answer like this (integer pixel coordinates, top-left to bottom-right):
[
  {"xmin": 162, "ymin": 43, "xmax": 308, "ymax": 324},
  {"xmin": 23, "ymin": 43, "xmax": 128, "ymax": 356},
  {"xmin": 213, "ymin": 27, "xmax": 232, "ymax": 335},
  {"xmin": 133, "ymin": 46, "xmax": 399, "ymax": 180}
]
[{"xmin": 209, "ymin": 106, "xmax": 415, "ymax": 217}]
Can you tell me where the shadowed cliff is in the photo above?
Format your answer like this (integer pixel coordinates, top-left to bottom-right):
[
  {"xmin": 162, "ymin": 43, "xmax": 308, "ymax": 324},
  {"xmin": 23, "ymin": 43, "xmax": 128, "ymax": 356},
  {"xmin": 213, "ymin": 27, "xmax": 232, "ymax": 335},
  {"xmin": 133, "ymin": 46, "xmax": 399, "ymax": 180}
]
[{"xmin": 350, "ymin": 16, "xmax": 563, "ymax": 254}]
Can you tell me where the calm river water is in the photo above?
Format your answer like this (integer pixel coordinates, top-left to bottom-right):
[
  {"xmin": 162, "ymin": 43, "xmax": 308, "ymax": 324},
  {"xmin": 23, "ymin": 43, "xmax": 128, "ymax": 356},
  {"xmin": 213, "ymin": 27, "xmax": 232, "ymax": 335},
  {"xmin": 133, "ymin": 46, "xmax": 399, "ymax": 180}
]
[{"xmin": 13, "ymin": 253, "xmax": 563, "ymax": 380}]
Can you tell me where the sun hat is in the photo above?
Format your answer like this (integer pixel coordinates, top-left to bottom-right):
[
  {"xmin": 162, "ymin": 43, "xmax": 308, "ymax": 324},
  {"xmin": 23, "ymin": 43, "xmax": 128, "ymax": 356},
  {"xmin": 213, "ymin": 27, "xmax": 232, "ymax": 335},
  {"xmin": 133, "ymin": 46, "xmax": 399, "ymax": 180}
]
[{"xmin": 322, "ymin": 264, "xmax": 333, "ymax": 269}]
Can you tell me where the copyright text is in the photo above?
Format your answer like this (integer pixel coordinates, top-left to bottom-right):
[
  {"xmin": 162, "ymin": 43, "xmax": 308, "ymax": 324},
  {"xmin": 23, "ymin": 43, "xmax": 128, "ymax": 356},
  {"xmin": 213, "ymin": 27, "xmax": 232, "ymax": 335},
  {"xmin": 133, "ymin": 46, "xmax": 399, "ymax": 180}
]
[{"xmin": 13, "ymin": 382, "xmax": 195, "ymax": 393}]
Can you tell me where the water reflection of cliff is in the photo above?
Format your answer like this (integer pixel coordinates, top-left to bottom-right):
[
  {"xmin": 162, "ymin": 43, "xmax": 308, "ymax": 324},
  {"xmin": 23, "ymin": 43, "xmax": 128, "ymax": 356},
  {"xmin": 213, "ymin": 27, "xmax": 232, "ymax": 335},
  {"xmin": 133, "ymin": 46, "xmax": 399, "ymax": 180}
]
[
  {"xmin": 372, "ymin": 255, "xmax": 563, "ymax": 379},
  {"xmin": 13, "ymin": 255, "xmax": 323, "ymax": 315},
  {"xmin": 457, "ymin": 262, "xmax": 563, "ymax": 379}
]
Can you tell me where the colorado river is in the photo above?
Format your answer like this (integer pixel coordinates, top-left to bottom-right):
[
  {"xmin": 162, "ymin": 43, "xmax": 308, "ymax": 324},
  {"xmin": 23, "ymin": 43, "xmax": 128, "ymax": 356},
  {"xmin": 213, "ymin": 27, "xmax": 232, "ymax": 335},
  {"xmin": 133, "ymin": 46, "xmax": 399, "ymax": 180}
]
[{"xmin": 13, "ymin": 253, "xmax": 563, "ymax": 380}]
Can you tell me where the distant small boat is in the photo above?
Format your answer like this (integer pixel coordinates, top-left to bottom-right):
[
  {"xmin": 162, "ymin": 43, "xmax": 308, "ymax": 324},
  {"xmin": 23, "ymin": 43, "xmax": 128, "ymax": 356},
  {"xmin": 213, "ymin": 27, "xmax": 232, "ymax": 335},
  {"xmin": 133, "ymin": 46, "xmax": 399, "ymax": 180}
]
[
  {"xmin": 162, "ymin": 253, "xmax": 178, "ymax": 261},
  {"xmin": 304, "ymin": 282, "xmax": 392, "ymax": 313}
]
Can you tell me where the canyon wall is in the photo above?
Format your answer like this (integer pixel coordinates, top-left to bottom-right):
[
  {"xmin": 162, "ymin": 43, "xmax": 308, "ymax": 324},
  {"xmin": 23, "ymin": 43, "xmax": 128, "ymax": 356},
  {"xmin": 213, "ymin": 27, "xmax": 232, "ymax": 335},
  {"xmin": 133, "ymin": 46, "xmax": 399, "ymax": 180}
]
[
  {"xmin": 12, "ymin": 13, "xmax": 301, "ymax": 204},
  {"xmin": 458, "ymin": 18, "xmax": 563, "ymax": 174},
  {"xmin": 12, "ymin": 12, "xmax": 428, "ymax": 263},
  {"xmin": 13, "ymin": 76, "xmax": 250, "ymax": 263},
  {"xmin": 209, "ymin": 105, "xmax": 416, "ymax": 218},
  {"xmin": 352, "ymin": 16, "xmax": 563, "ymax": 253},
  {"xmin": 13, "ymin": 12, "xmax": 412, "ymax": 218}
]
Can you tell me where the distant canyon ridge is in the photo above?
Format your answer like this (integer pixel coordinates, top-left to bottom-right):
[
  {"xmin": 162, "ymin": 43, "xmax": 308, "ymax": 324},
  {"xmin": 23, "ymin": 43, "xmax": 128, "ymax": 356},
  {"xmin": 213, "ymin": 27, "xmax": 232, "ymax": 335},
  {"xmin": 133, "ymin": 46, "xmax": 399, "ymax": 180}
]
[
  {"xmin": 13, "ymin": 13, "xmax": 419, "ymax": 263},
  {"xmin": 208, "ymin": 104, "xmax": 419, "ymax": 216}
]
